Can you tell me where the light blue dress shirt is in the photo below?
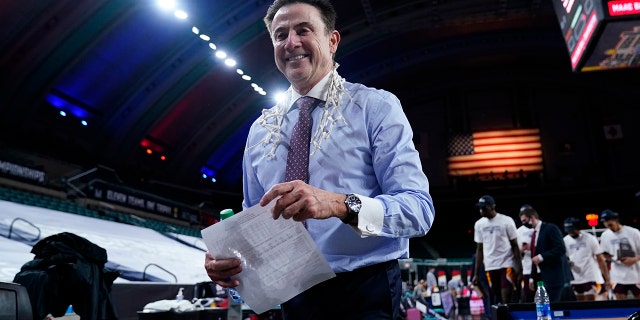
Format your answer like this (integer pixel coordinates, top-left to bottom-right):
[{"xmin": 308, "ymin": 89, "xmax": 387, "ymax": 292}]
[{"xmin": 242, "ymin": 73, "xmax": 435, "ymax": 273}]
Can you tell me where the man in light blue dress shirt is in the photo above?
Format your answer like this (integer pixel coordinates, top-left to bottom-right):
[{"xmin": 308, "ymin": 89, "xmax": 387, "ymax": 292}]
[{"xmin": 204, "ymin": 0, "xmax": 435, "ymax": 318}]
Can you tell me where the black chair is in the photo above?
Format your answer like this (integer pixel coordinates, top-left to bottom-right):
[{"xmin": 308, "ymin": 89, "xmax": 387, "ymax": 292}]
[{"xmin": 0, "ymin": 281, "xmax": 34, "ymax": 320}]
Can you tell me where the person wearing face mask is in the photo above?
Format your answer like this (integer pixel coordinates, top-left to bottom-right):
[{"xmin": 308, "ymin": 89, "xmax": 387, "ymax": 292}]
[
  {"xmin": 519, "ymin": 206, "xmax": 573, "ymax": 302},
  {"xmin": 472, "ymin": 195, "xmax": 523, "ymax": 305},
  {"xmin": 562, "ymin": 217, "xmax": 611, "ymax": 301},
  {"xmin": 516, "ymin": 204, "xmax": 535, "ymax": 302}
]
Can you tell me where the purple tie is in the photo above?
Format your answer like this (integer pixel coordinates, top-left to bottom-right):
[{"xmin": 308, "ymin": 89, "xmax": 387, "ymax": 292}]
[{"xmin": 285, "ymin": 96, "xmax": 318, "ymax": 183}]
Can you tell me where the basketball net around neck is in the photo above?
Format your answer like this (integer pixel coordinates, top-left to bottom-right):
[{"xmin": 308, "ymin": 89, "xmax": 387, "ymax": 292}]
[{"xmin": 250, "ymin": 63, "xmax": 351, "ymax": 159}]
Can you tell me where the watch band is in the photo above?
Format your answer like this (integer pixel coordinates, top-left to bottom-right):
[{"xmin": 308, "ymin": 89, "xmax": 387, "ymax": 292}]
[{"xmin": 341, "ymin": 210, "xmax": 358, "ymax": 224}]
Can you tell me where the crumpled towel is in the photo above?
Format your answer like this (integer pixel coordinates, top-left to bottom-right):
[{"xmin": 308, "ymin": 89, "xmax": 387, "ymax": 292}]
[{"xmin": 142, "ymin": 300, "xmax": 200, "ymax": 313}]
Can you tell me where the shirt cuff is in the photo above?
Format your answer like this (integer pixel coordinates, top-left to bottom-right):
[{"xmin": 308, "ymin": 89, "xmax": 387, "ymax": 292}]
[{"xmin": 352, "ymin": 195, "xmax": 383, "ymax": 237}]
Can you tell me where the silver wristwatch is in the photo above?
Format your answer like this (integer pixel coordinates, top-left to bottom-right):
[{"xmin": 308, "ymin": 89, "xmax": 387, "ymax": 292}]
[{"xmin": 342, "ymin": 193, "xmax": 361, "ymax": 224}]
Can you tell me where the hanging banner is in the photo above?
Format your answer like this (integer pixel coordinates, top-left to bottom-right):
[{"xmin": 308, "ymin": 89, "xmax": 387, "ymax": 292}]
[
  {"xmin": 88, "ymin": 180, "xmax": 199, "ymax": 223},
  {"xmin": 0, "ymin": 160, "xmax": 46, "ymax": 184}
]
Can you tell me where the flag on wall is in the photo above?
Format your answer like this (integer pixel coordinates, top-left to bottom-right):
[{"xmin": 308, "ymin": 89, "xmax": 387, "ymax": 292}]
[
  {"xmin": 603, "ymin": 124, "xmax": 623, "ymax": 140},
  {"xmin": 447, "ymin": 128, "xmax": 543, "ymax": 176},
  {"xmin": 448, "ymin": 133, "xmax": 474, "ymax": 157}
]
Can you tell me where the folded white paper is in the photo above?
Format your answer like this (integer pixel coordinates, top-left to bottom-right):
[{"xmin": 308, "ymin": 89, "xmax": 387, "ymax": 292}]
[{"xmin": 201, "ymin": 200, "xmax": 335, "ymax": 314}]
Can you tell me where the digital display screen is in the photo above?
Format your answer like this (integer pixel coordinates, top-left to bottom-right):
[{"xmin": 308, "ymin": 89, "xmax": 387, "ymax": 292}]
[
  {"xmin": 508, "ymin": 310, "xmax": 633, "ymax": 320},
  {"xmin": 552, "ymin": 0, "xmax": 605, "ymax": 70},
  {"xmin": 580, "ymin": 19, "xmax": 640, "ymax": 70},
  {"xmin": 552, "ymin": 0, "xmax": 640, "ymax": 71},
  {"xmin": 606, "ymin": 0, "xmax": 640, "ymax": 17},
  {"xmin": 493, "ymin": 300, "xmax": 640, "ymax": 320}
]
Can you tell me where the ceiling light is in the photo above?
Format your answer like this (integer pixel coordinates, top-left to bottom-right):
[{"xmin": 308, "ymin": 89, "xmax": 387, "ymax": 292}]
[
  {"xmin": 157, "ymin": 0, "xmax": 176, "ymax": 9},
  {"xmin": 275, "ymin": 92, "xmax": 287, "ymax": 103},
  {"xmin": 174, "ymin": 10, "xmax": 188, "ymax": 19},
  {"xmin": 162, "ymin": 3, "xmax": 283, "ymax": 184}
]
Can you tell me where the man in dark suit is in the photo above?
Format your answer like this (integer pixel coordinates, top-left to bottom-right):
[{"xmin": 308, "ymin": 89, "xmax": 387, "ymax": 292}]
[{"xmin": 519, "ymin": 206, "xmax": 573, "ymax": 302}]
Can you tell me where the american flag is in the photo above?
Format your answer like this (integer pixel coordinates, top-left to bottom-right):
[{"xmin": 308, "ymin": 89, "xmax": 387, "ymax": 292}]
[
  {"xmin": 448, "ymin": 133, "xmax": 475, "ymax": 157},
  {"xmin": 448, "ymin": 128, "xmax": 543, "ymax": 176}
]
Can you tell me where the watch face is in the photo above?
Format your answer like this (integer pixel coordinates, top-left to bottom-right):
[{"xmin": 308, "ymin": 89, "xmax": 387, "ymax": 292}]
[{"xmin": 347, "ymin": 194, "xmax": 361, "ymax": 213}]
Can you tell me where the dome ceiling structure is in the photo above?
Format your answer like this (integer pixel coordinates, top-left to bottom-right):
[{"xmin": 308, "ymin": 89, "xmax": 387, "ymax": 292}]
[{"xmin": 0, "ymin": 0, "xmax": 600, "ymax": 205}]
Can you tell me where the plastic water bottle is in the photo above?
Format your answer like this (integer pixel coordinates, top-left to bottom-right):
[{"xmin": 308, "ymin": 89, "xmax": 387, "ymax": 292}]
[
  {"xmin": 220, "ymin": 209, "xmax": 243, "ymax": 320},
  {"xmin": 175, "ymin": 287, "xmax": 184, "ymax": 301},
  {"xmin": 534, "ymin": 281, "xmax": 552, "ymax": 320}
]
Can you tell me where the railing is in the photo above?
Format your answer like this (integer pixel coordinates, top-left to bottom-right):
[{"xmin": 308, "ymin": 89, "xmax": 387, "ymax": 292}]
[
  {"xmin": 142, "ymin": 263, "xmax": 178, "ymax": 283},
  {"xmin": 8, "ymin": 217, "xmax": 40, "ymax": 243},
  {"xmin": 2, "ymin": 185, "xmax": 201, "ymax": 238}
]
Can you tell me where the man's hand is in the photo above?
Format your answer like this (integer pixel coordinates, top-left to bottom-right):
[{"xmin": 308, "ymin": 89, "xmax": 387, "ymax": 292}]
[
  {"xmin": 528, "ymin": 278, "xmax": 535, "ymax": 291},
  {"xmin": 620, "ymin": 256, "xmax": 639, "ymax": 266},
  {"xmin": 531, "ymin": 255, "xmax": 541, "ymax": 265},
  {"xmin": 204, "ymin": 251, "xmax": 242, "ymax": 288},
  {"xmin": 260, "ymin": 180, "xmax": 346, "ymax": 221}
]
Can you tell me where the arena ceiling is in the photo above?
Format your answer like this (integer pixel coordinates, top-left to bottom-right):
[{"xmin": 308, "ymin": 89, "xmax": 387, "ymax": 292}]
[{"xmin": 0, "ymin": 0, "xmax": 577, "ymax": 204}]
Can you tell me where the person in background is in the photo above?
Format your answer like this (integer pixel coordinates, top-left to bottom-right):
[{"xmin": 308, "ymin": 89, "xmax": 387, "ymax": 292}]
[
  {"xmin": 519, "ymin": 206, "xmax": 573, "ymax": 302},
  {"xmin": 562, "ymin": 217, "xmax": 611, "ymax": 301},
  {"xmin": 203, "ymin": 0, "xmax": 436, "ymax": 319},
  {"xmin": 447, "ymin": 270, "xmax": 464, "ymax": 295},
  {"xmin": 516, "ymin": 204, "xmax": 535, "ymax": 302},
  {"xmin": 425, "ymin": 266, "xmax": 438, "ymax": 291},
  {"xmin": 598, "ymin": 209, "xmax": 640, "ymax": 300},
  {"xmin": 472, "ymin": 195, "xmax": 523, "ymax": 305},
  {"xmin": 412, "ymin": 279, "xmax": 428, "ymax": 305}
]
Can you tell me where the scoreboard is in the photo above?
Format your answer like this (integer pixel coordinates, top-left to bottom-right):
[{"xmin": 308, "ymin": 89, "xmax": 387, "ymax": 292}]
[{"xmin": 552, "ymin": 0, "xmax": 640, "ymax": 71}]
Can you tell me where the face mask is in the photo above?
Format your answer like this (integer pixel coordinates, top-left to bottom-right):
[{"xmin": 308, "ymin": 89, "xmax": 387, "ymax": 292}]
[
  {"xmin": 523, "ymin": 222, "xmax": 533, "ymax": 229},
  {"xmin": 570, "ymin": 233, "xmax": 579, "ymax": 239}
]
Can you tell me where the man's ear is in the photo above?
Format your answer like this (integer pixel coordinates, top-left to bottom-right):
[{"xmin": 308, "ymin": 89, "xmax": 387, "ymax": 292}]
[{"xmin": 329, "ymin": 30, "xmax": 340, "ymax": 55}]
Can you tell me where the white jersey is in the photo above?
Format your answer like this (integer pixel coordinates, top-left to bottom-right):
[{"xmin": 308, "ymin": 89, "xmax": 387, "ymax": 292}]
[
  {"xmin": 517, "ymin": 225, "xmax": 534, "ymax": 275},
  {"xmin": 474, "ymin": 213, "xmax": 519, "ymax": 271},
  {"xmin": 564, "ymin": 232, "xmax": 604, "ymax": 284},
  {"xmin": 599, "ymin": 225, "xmax": 640, "ymax": 284}
]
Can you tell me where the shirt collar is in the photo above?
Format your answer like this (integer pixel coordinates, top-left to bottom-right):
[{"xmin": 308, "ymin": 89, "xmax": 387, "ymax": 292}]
[{"xmin": 287, "ymin": 72, "xmax": 331, "ymax": 111}]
